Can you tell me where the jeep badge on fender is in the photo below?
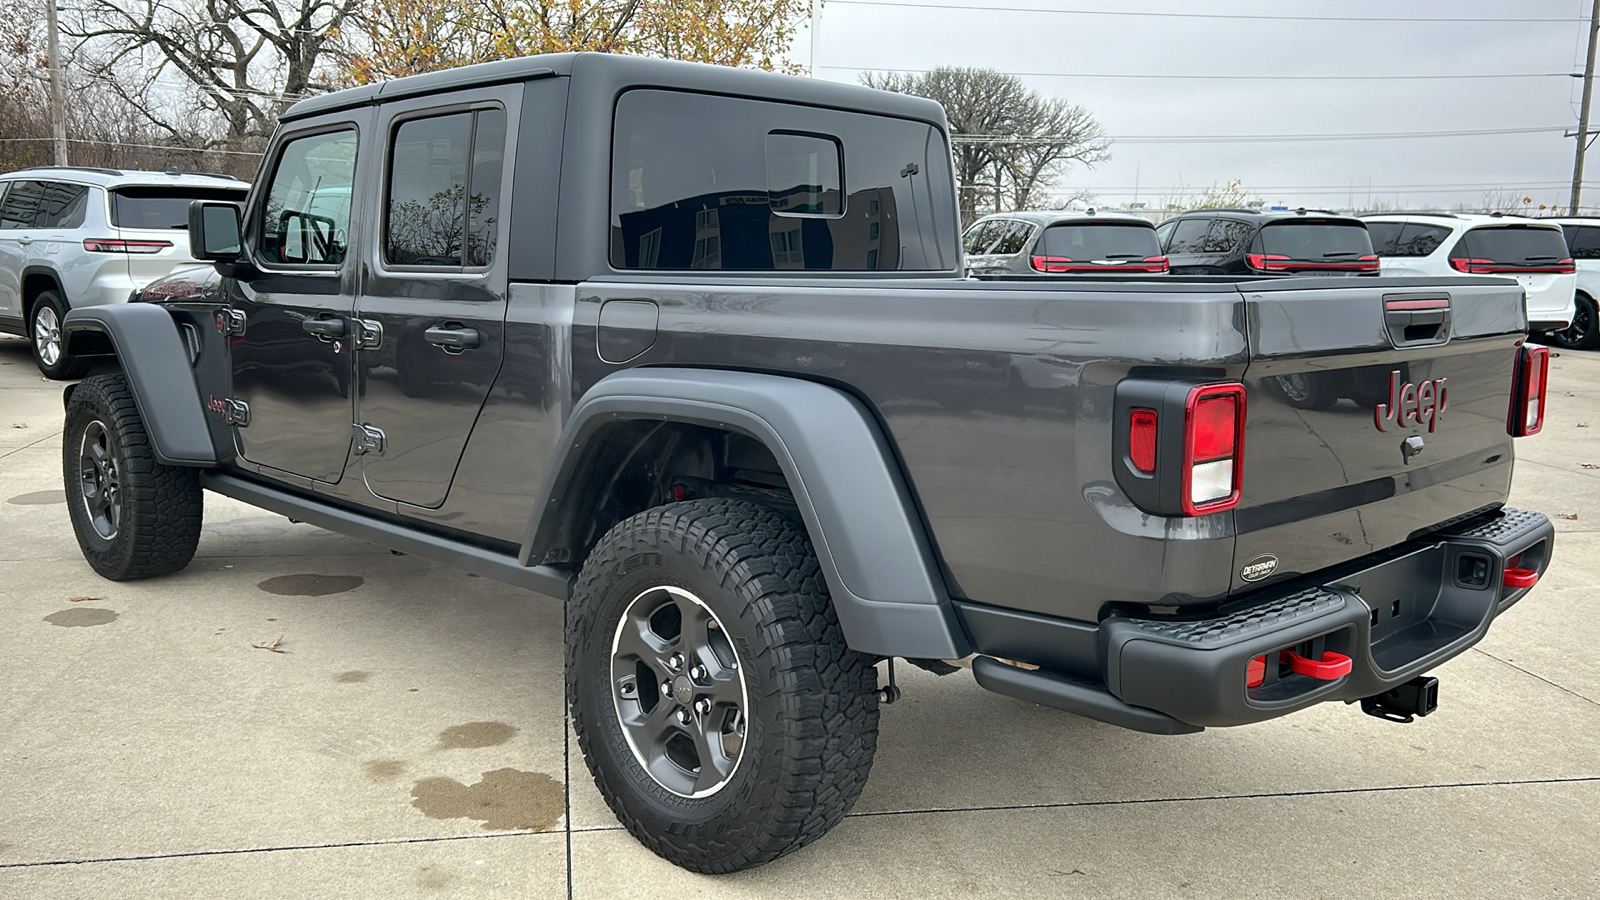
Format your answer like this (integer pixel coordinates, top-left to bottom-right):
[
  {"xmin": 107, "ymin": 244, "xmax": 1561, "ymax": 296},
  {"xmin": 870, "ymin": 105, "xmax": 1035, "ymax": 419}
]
[{"xmin": 1375, "ymin": 370, "xmax": 1448, "ymax": 433}]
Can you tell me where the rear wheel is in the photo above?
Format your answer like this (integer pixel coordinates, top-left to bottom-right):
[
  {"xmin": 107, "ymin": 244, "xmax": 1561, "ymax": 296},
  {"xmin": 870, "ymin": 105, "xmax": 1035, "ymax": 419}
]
[
  {"xmin": 30, "ymin": 291, "xmax": 92, "ymax": 380},
  {"xmin": 1548, "ymin": 292, "xmax": 1600, "ymax": 350},
  {"xmin": 63, "ymin": 374, "xmax": 203, "ymax": 580},
  {"xmin": 568, "ymin": 499, "xmax": 879, "ymax": 873}
]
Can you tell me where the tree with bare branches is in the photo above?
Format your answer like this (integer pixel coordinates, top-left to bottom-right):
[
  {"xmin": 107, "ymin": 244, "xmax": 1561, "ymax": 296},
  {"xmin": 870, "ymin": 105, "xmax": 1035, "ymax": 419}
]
[{"xmin": 863, "ymin": 67, "xmax": 1109, "ymax": 225}]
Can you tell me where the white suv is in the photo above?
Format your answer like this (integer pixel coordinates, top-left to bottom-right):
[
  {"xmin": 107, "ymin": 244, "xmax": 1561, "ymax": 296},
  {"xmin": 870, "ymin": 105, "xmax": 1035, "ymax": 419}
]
[
  {"xmin": 0, "ymin": 166, "xmax": 249, "ymax": 378},
  {"xmin": 1362, "ymin": 213, "xmax": 1576, "ymax": 335},
  {"xmin": 1543, "ymin": 217, "xmax": 1600, "ymax": 349}
]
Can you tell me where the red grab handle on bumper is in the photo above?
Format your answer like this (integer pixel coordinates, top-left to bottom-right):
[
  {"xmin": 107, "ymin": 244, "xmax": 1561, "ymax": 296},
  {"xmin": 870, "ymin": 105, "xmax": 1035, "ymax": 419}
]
[
  {"xmin": 1503, "ymin": 567, "xmax": 1539, "ymax": 589},
  {"xmin": 1282, "ymin": 649, "xmax": 1353, "ymax": 680}
]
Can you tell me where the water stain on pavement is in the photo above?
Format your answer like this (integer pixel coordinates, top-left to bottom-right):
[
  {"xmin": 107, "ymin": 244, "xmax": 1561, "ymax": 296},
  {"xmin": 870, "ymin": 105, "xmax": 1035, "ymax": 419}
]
[
  {"xmin": 257, "ymin": 574, "xmax": 364, "ymax": 596},
  {"xmin": 435, "ymin": 721, "xmax": 518, "ymax": 750},
  {"xmin": 44, "ymin": 608, "xmax": 118, "ymax": 627},
  {"xmin": 411, "ymin": 769, "xmax": 562, "ymax": 832},
  {"xmin": 363, "ymin": 759, "xmax": 409, "ymax": 782},
  {"xmin": 7, "ymin": 490, "xmax": 64, "ymax": 505},
  {"xmin": 334, "ymin": 670, "xmax": 371, "ymax": 683}
]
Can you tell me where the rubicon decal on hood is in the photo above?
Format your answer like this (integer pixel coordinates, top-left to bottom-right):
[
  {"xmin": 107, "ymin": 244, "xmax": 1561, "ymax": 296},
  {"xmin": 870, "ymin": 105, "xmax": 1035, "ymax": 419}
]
[
  {"xmin": 1240, "ymin": 554, "xmax": 1279, "ymax": 582},
  {"xmin": 1374, "ymin": 370, "xmax": 1447, "ymax": 433}
]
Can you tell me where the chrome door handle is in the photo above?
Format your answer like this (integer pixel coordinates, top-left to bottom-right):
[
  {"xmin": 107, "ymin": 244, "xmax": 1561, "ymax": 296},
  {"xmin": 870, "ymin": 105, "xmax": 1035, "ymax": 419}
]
[{"xmin": 424, "ymin": 325, "xmax": 480, "ymax": 352}]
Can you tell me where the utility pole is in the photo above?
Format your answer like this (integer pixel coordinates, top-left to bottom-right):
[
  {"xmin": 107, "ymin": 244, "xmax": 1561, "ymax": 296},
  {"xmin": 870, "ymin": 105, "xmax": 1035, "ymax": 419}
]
[
  {"xmin": 1571, "ymin": 0, "xmax": 1600, "ymax": 215},
  {"xmin": 46, "ymin": 0, "xmax": 67, "ymax": 166},
  {"xmin": 809, "ymin": 0, "xmax": 821, "ymax": 77}
]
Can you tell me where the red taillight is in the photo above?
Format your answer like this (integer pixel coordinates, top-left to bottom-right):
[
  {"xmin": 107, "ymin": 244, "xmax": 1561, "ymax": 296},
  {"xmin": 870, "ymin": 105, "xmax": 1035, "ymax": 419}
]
[
  {"xmin": 1032, "ymin": 255, "xmax": 1169, "ymax": 274},
  {"xmin": 1143, "ymin": 255, "xmax": 1170, "ymax": 273},
  {"xmin": 1246, "ymin": 253, "xmax": 1289, "ymax": 271},
  {"xmin": 1032, "ymin": 255, "xmax": 1071, "ymax": 272},
  {"xmin": 1182, "ymin": 383, "xmax": 1246, "ymax": 516},
  {"xmin": 1356, "ymin": 254, "xmax": 1380, "ymax": 272},
  {"xmin": 1129, "ymin": 408, "xmax": 1158, "ymax": 473},
  {"xmin": 82, "ymin": 238, "xmax": 173, "ymax": 254},
  {"xmin": 1454, "ymin": 257, "xmax": 1574, "ymax": 275},
  {"xmin": 1509, "ymin": 344, "xmax": 1549, "ymax": 436}
]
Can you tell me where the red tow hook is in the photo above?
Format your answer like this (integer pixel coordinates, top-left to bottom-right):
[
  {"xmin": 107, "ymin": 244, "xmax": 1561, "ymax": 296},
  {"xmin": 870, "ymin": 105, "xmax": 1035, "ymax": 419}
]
[
  {"xmin": 1503, "ymin": 567, "xmax": 1539, "ymax": 590},
  {"xmin": 1281, "ymin": 649, "xmax": 1353, "ymax": 681}
]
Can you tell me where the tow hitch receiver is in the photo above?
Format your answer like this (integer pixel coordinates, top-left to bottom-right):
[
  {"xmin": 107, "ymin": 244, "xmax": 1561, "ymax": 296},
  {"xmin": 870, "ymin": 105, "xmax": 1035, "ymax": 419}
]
[{"xmin": 1360, "ymin": 676, "xmax": 1440, "ymax": 723}]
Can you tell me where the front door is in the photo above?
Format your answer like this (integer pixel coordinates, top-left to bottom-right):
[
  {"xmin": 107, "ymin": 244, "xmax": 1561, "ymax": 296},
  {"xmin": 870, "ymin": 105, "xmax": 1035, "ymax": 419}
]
[
  {"xmin": 354, "ymin": 93, "xmax": 514, "ymax": 508},
  {"xmin": 229, "ymin": 120, "xmax": 367, "ymax": 484}
]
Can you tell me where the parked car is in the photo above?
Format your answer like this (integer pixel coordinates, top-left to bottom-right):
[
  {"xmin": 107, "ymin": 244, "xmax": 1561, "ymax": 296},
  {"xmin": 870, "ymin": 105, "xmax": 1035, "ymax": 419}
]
[
  {"xmin": 0, "ymin": 166, "xmax": 248, "ymax": 378},
  {"xmin": 60, "ymin": 53, "xmax": 1551, "ymax": 874},
  {"xmin": 1542, "ymin": 216, "xmax": 1600, "ymax": 348},
  {"xmin": 963, "ymin": 210, "xmax": 1166, "ymax": 276},
  {"xmin": 1363, "ymin": 213, "xmax": 1576, "ymax": 334},
  {"xmin": 1155, "ymin": 208, "xmax": 1379, "ymax": 276}
]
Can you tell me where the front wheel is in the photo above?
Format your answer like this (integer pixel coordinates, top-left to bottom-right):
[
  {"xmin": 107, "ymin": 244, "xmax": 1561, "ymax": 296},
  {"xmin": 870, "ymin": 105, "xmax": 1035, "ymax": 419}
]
[
  {"xmin": 568, "ymin": 499, "xmax": 880, "ymax": 873},
  {"xmin": 63, "ymin": 374, "xmax": 203, "ymax": 580},
  {"xmin": 1548, "ymin": 292, "xmax": 1600, "ymax": 350},
  {"xmin": 30, "ymin": 291, "xmax": 93, "ymax": 380}
]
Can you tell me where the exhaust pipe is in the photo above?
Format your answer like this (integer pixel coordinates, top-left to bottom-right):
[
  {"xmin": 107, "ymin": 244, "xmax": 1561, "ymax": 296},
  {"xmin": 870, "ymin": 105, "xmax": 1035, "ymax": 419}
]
[{"xmin": 1360, "ymin": 676, "xmax": 1439, "ymax": 723}]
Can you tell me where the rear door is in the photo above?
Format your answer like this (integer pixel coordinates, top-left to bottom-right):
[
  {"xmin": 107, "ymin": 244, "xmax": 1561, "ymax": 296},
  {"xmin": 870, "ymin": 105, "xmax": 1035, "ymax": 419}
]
[
  {"xmin": 1232, "ymin": 279, "xmax": 1524, "ymax": 593},
  {"xmin": 1032, "ymin": 220, "xmax": 1164, "ymax": 273},
  {"xmin": 1251, "ymin": 219, "xmax": 1378, "ymax": 275},
  {"xmin": 353, "ymin": 87, "xmax": 515, "ymax": 509},
  {"xmin": 1452, "ymin": 225, "xmax": 1576, "ymax": 324}
]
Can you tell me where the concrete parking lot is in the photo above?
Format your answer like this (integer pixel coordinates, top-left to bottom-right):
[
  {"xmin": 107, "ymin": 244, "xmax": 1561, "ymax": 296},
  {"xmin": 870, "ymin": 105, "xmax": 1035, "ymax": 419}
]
[{"xmin": 1, "ymin": 331, "xmax": 1598, "ymax": 899}]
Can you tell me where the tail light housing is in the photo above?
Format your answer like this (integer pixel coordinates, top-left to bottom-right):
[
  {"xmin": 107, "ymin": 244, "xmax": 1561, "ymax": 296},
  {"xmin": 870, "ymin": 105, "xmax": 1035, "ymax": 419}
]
[
  {"xmin": 1032, "ymin": 255, "xmax": 1170, "ymax": 274},
  {"xmin": 82, "ymin": 238, "xmax": 173, "ymax": 254},
  {"xmin": 1182, "ymin": 384, "xmax": 1246, "ymax": 515},
  {"xmin": 1249, "ymin": 253, "xmax": 1379, "ymax": 273},
  {"xmin": 1114, "ymin": 378, "xmax": 1247, "ymax": 517},
  {"xmin": 1508, "ymin": 344, "xmax": 1549, "ymax": 436},
  {"xmin": 1453, "ymin": 258, "xmax": 1575, "ymax": 275}
]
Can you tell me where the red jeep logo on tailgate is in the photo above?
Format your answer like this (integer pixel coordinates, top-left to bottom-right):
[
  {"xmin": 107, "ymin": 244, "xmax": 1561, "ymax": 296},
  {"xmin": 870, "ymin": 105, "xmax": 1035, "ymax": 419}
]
[{"xmin": 1375, "ymin": 370, "xmax": 1447, "ymax": 433}]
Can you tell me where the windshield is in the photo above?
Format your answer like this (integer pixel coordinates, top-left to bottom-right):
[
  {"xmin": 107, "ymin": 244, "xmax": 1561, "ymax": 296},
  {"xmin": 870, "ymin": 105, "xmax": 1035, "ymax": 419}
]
[
  {"xmin": 111, "ymin": 186, "xmax": 247, "ymax": 230},
  {"xmin": 1037, "ymin": 222, "xmax": 1160, "ymax": 259},
  {"xmin": 1258, "ymin": 221, "xmax": 1373, "ymax": 259}
]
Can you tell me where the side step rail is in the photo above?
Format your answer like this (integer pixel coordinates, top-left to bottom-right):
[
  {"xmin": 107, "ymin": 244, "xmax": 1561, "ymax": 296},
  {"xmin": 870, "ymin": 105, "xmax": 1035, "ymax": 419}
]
[
  {"xmin": 199, "ymin": 472, "xmax": 574, "ymax": 601},
  {"xmin": 971, "ymin": 656, "xmax": 1202, "ymax": 735}
]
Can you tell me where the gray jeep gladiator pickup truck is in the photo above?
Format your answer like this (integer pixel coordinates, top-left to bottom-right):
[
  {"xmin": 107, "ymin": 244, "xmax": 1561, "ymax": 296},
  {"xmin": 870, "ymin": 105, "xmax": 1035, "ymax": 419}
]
[{"xmin": 57, "ymin": 52, "xmax": 1554, "ymax": 873}]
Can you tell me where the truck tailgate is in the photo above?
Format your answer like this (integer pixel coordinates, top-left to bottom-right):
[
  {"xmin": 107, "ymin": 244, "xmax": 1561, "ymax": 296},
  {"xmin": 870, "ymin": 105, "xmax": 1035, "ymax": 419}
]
[{"xmin": 1233, "ymin": 278, "xmax": 1526, "ymax": 593}]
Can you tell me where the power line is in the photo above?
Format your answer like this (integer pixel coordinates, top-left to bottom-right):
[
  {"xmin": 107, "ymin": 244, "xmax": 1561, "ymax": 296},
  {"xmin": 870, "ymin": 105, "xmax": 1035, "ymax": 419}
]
[
  {"xmin": 828, "ymin": 65, "xmax": 1573, "ymax": 82},
  {"xmin": 951, "ymin": 126, "xmax": 1570, "ymax": 144},
  {"xmin": 826, "ymin": 1, "xmax": 1581, "ymax": 24}
]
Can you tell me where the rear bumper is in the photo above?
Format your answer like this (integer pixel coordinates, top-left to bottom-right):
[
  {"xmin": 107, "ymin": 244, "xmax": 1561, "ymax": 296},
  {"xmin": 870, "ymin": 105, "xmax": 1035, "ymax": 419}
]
[{"xmin": 966, "ymin": 507, "xmax": 1553, "ymax": 732}]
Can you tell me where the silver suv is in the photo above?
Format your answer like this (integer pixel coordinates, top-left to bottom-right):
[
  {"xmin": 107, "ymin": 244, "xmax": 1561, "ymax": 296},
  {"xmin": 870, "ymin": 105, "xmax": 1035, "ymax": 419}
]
[{"xmin": 0, "ymin": 166, "xmax": 249, "ymax": 378}]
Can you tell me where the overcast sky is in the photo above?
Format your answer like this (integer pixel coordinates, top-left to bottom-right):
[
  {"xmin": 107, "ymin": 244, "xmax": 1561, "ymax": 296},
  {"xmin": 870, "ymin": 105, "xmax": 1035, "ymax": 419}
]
[{"xmin": 805, "ymin": 0, "xmax": 1594, "ymax": 213}]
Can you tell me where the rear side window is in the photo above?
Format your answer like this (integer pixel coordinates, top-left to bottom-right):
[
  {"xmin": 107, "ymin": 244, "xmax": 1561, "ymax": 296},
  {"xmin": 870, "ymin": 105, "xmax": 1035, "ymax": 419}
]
[
  {"xmin": 385, "ymin": 108, "xmax": 506, "ymax": 268},
  {"xmin": 1453, "ymin": 226, "xmax": 1570, "ymax": 266},
  {"xmin": 1369, "ymin": 222, "xmax": 1449, "ymax": 258},
  {"xmin": 1563, "ymin": 224, "xmax": 1600, "ymax": 259},
  {"xmin": 111, "ymin": 187, "xmax": 246, "ymax": 229},
  {"xmin": 1164, "ymin": 218, "xmax": 1212, "ymax": 254},
  {"xmin": 1257, "ymin": 221, "xmax": 1374, "ymax": 259},
  {"xmin": 0, "ymin": 180, "xmax": 88, "ymax": 229},
  {"xmin": 611, "ymin": 89, "xmax": 955, "ymax": 271},
  {"xmin": 963, "ymin": 220, "xmax": 1002, "ymax": 254},
  {"xmin": 990, "ymin": 220, "xmax": 1034, "ymax": 256},
  {"xmin": 1038, "ymin": 222, "xmax": 1161, "ymax": 259}
]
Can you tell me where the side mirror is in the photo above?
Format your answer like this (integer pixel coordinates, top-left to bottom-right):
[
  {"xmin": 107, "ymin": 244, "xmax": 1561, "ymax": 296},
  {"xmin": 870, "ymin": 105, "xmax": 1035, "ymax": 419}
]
[{"xmin": 188, "ymin": 200, "xmax": 243, "ymax": 261}]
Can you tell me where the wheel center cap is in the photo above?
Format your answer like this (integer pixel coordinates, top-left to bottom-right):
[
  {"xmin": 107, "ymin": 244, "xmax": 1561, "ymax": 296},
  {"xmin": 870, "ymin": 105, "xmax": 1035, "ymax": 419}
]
[{"xmin": 672, "ymin": 675, "xmax": 694, "ymax": 705}]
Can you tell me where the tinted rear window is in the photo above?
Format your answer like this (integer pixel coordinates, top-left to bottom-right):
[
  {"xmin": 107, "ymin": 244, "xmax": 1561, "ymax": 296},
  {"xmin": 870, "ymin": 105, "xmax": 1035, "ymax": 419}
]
[
  {"xmin": 1258, "ymin": 221, "xmax": 1373, "ymax": 259},
  {"xmin": 1456, "ymin": 226, "xmax": 1570, "ymax": 265},
  {"xmin": 1369, "ymin": 222, "xmax": 1450, "ymax": 258},
  {"xmin": 112, "ymin": 186, "xmax": 247, "ymax": 229},
  {"xmin": 990, "ymin": 220, "xmax": 1034, "ymax": 256},
  {"xmin": 1564, "ymin": 224, "xmax": 1600, "ymax": 259},
  {"xmin": 1038, "ymin": 222, "xmax": 1160, "ymax": 259},
  {"xmin": 612, "ymin": 90, "xmax": 955, "ymax": 271}
]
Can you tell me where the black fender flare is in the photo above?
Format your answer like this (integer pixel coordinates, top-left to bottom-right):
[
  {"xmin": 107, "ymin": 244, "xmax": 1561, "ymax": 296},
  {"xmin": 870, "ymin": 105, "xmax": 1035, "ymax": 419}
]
[
  {"xmin": 523, "ymin": 368, "xmax": 972, "ymax": 660},
  {"xmin": 61, "ymin": 304, "xmax": 218, "ymax": 467}
]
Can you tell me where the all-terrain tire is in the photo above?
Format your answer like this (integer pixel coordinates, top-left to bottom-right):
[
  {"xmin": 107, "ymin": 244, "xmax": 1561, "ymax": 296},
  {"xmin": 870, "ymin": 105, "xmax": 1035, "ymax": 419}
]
[
  {"xmin": 30, "ymin": 291, "xmax": 93, "ymax": 380},
  {"xmin": 567, "ymin": 499, "xmax": 880, "ymax": 873},
  {"xmin": 63, "ymin": 374, "xmax": 203, "ymax": 580}
]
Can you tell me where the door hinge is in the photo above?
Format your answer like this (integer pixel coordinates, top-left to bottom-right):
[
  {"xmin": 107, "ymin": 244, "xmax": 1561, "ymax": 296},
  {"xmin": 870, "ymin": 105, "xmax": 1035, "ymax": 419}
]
[
  {"xmin": 351, "ymin": 423, "xmax": 386, "ymax": 456},
  {"xmin": 216, "ymin": 308, "xmax": 246, "ymax": 337},
  {"xmin": 354, "ymin": 318, "xmax": 383, "ymax": 350},
  {"xmin": 222, "ymin": 398, "xmax": 250, "ymax": 427}
]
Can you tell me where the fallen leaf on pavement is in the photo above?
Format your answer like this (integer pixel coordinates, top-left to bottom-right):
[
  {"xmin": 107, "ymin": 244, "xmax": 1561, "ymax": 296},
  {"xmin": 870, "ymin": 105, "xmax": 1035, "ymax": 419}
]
[
  {"xmin": 1584, "ymin": 464, "xmax": 1600, "ymax": 469},
  {"xmin": 1580, "ymin": 423, "xmax": 1590, "ymax": 428},
  {"xmin": 67, "ymin": 596, "xmax": 101, "ymax": 602},
  {"xmin": 1557, "ymin": 513, "xmax": 1580, "ymax": 520},
  {"xmin": 252, "ymin": 635, "xmax": 289, "ymax": 654},
  {"xmin": 10, "ymin": 423, "xmax": 25, "ymax": 429}
]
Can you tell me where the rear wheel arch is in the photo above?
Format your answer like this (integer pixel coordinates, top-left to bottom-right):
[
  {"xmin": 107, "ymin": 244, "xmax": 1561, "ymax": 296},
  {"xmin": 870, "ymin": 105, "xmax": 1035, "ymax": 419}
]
[{"xmin": 523, "ymin": 368, "xmax": 972, "ymax": 660}]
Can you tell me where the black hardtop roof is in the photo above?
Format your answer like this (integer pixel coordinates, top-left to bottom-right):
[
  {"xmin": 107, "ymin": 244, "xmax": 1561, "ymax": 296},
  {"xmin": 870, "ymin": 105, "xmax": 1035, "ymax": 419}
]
[{"xmin": 282, "ymin": 52, "xmax": 949, "ymax": 128}]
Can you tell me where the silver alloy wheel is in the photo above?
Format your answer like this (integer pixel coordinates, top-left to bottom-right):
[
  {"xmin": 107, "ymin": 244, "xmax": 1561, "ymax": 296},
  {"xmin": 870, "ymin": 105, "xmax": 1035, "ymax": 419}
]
[
  {"xmin": 77, "ymin": 420, "xmax": 121, "ymax": 540},
  {"xmin": 34, "ymin": 304, "xmax": 62, "ymax": 366},
  {"xmin": 610, "ymin": 585, "xmax": 749, "ymax": 799}
]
